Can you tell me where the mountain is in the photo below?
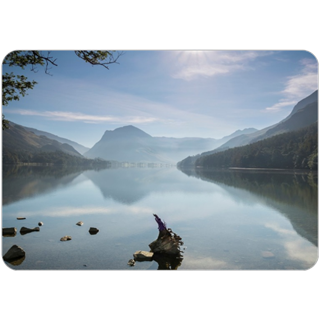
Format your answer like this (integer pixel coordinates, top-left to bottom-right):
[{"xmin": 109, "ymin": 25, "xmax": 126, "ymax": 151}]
[
  {"xmin": 2, "ymin": 122, "xmax": 112, "ymax": 168},
  {"xmin": 178, "ymin": 90, "xmax": 318, "ymax": 167},
  {"xmin": 84, "ymin": 125, "xmax": 257, "ymax": 163},
  {"xmin": 84, "ymin": 125, "xmax": 170, "ymax": 163},
  {"xmin": 194, "ymin": 122, "xmax": 318, "ymax": 170},
  {"xmin": 22, "ymin": 125, "xmax": 89, "ymax": 154},
  {"xmin": 3, "ymin": 122, "xmax": 82, "ymax": 157},
  {"xmin": 215, "ymin": 90, "xmax": 318, "ymax": 152},
  {"xmin": 288, "ymin": 89, "xmax": 318, "ymax": 116}
]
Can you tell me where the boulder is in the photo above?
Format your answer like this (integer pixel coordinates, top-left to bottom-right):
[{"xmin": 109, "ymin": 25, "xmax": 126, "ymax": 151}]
[
  {"xmin": 133, "ymin": 250, "xmax": 154, "ymax": 261},
  {"xmin": 60, "ymin": 235, "xmax": 72, "ymax": 241},
  {"xmin": 3, "ymin": 245, "xmax": 26, "ymax": 262},
  {"xmin": 2, "ymin": 227, "xmax": 17, "ymax": 237},
  {"xmin": 89, "ymin": 227, "xmax": 99, "ymax": 235},
  {"xmin": 76, "ymin": 221, "xmax": 84, "ymax": 226},
  {"xmin": 38, "ymin": 222, "xmax": 43, "ymax": 226},
  {"xmin": 20, "ymin": 226, "xmax": 40, "ymax": 235}
]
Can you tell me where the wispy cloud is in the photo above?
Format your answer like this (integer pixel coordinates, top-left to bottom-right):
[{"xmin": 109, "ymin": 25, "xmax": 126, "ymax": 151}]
[
  {"xmin": 170, "ymin": 51, "xmax": 270, "ymax": 81},
  {"xmin": 266, "ymin": 59, "xmax": 318, "ymax": 112},
  {"xmin": 7, "ymin": 109, "xmax": 158, "ymax": 124}
]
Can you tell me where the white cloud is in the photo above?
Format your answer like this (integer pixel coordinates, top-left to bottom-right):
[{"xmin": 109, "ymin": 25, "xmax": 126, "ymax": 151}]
[
  {"xmin": 265, "ymin": 59, "xmax": 318, "ymax": 112},
  {"xmin": 170, "ymin": 51, "xmax": 270, "ymax": 81}
]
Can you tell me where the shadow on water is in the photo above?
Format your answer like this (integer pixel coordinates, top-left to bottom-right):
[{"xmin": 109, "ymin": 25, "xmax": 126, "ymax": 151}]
[{"xmin": 179, "ymin": 167, "xmax": 318, "ymax": 247}]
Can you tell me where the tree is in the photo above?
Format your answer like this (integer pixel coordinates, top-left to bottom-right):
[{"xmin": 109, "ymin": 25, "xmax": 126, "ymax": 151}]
[{"xmin": 2, "ymin": 50, "xmax": 123, "ymax": 130}]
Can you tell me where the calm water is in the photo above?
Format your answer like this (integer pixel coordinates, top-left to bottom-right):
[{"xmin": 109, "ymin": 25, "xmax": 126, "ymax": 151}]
[{"xmin": 2, "ymin": 165, "xmax": 318, "ymax": 270}]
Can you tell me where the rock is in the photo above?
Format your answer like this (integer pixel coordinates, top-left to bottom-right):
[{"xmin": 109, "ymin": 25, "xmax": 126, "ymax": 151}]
[
  {"xmin": 261, "ymin": 251, "xmax": 275, "ymax": 259},
  {"xmin": 20, "ymin": 226, "xmax": 40, "ymax": 235},
  {"xmin": 38, "ymin": 222, "xmax": 43, "ymax": 226},
  {"xmin": 76, "ymin": 221, "xmax": 83, "ymax": 226},
  {"xmin": 17, "ymin": 217, "xmax": 26, "ymax": 220},
  {"xmin": 127, "ymin": 259, "xmax": 136, "ymax": 266},
  {"xmin": 2, "ymin": 227, "xmax": 17, "ymax": 237},
  {"xmin": 3, "ymin": 245, "xmax": 26, "ymax": 262},
  {"xmin": 60, "ymin": 235, "xmax": 72, "ymax": 241},
  {"xmin": 133, "ymin": 250, "xmax": 154, "ymax": 261},
  {"xmin": 89, "ymin": 227, "xmax": 99, "ymax": 235}
]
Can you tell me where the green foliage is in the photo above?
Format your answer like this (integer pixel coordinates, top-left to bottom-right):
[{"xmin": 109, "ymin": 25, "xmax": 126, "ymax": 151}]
[
  {"xmin": 2, "ymin": 72, "xmax": 37, "ymax": 104},
  {"xmin": 196, "ymin": 123, "xmax": 318, "ymax": 170}
]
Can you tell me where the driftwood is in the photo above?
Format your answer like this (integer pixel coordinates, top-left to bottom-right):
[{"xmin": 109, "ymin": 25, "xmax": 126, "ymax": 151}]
[
  {"xmin": 130, "ymin": 214, "xmax": 184, "ymax": 269},
  {"xmin": 149, "ymin": 214, "xmax": 184, "ymax": 269}
]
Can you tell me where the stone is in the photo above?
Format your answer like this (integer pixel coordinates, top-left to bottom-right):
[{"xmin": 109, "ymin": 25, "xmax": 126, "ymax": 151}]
[
  {"xmin": 89, "ymin": 227, "xmax": 99, "ymax": 235},
  {"xmin": 38, "ymin": 222, "xmax": 43, "ymax": 226},
  {"xmin": 3, "ymin": 245, "xmax": 26, "ymax": 262},
  {"xmin": 20, "ymin": 226, "xmax": 40, "ymax": 235},
  {"xmin": 2, "ymin": 227, "xmax": 17, "ymax": 237},
  {"xmin": 127, "ymin": 259, "xmax": 136, "ymax": 266},
  {"xmin": 17, "ymin": 217, "xmax": 26, "ymax": 220},
  {"xmin": 76, "ymin": 221, "xmax": 83, "ymax": 226},
  {"xmin": 133, "ymin": 250, "xmax": 154, "ymax": 261},
  {"xmin": 60, "ymin": 235, "xmax": 72, "ymax": 241}
]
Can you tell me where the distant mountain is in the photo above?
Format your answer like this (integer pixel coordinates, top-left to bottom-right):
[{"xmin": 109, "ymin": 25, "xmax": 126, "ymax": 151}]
[
  {"xmin": 84, "ymin": 125, "xmax": 257, "ymax": 163},
  {"xmin": 22, "ymin": 125, "xmax": 89, "ymax": 154},
  {"xmin": 84, "ymin": 125, "xmax": 171, "ymax": 163},
  {"xmin": 178, "ymin": 90, "xmax": 318, "ymax": 167}
]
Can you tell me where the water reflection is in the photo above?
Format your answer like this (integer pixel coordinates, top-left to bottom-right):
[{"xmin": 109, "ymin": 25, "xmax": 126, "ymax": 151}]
[
  {"xmin": 179, "ymin": 167, "xmax": 318, "ymax": 247},
  {"xmin": 2, "ymin": 165, "xmax": 84, "ymax": 205},
  {"xmin": 2, "ymin": 165, "xmax": 318, "ymax": 270}
]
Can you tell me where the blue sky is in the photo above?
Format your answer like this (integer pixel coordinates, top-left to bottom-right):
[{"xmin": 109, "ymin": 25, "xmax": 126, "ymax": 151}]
[{"xmin": 2, "ymin": 50, "xmax": 318, "ymax": 147}]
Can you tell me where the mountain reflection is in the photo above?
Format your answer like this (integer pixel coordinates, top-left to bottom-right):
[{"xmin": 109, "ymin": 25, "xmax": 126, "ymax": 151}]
[
  {"xmin": 83, "ymin": 167, "xmax": 182, "ymax": 204},
  {"xmin": 2, "ymin": 165, "xmax": 84, "ymax": 205},
  {"xmin": 179, "ymin": 167, "xmax": 318, "ymax": 247}
]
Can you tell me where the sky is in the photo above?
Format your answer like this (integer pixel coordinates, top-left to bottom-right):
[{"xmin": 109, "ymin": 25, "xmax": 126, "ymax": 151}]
[{"xmin": 2, "ymin": 50, "xmax": 318, "ymax": 148}]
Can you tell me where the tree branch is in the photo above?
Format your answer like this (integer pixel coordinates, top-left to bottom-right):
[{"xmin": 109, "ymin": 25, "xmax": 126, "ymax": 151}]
[{"xmin": 74, "ymin": 50, "xmax": 124, "ymax": 69}]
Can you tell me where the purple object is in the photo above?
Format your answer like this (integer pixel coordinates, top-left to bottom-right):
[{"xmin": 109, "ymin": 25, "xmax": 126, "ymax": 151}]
[{"xmin": 153, "ymin": 214, "xmax": 167, "ymax": 231}]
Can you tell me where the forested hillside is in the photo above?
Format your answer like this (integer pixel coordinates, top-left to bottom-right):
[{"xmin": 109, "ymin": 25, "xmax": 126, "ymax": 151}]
[
  {"xmin": 3, "ymin": 149, "xmax": 112, "ymax": 168},
  {"xmin": 194, "ymin": 123, "xmax": 318, "ymax": 170}
]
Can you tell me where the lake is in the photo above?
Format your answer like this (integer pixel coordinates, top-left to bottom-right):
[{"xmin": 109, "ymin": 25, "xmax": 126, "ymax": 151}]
[{"xmin": 2, "ymin": 165, "xmax": 318, "ymax": 270}]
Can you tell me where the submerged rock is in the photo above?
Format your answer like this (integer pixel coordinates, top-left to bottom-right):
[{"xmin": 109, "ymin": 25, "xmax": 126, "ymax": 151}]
[
  {"xmin": 3, "ymin": 245, "xmax": 26, "ymax": 263},
  {"xmin": 20, "ymin": 226, "xmax": 40, "ymax": 235},
  {"xmin": 2, "ymin": 227, "xmax": 17, "ymax": 237},
  {"xmin": 76, "ymin": 221, "xmax": 84, "ymax": 226},
  {"xmin": 60, "ymin": 235, "xmax": 72, "ymax": 241}
]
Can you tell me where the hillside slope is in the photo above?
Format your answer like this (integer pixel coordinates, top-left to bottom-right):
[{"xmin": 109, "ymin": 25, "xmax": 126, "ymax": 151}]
[{"xmin": 194, "ymin": 122, "xmax": 318, "ymax": 170}]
